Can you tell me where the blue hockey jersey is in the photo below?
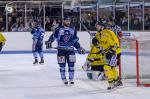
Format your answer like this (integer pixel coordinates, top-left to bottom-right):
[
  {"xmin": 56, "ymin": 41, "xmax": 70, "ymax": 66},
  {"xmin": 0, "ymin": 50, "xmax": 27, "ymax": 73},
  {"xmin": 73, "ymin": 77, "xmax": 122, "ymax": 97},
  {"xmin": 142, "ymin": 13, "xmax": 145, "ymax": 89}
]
[
  {"xmin": 48, "ymin": 26, "xmax": 81, "ymax": 49},
  {"xmin": 31, "ymin": 26, "xmax": 45, "ymax": 40}
]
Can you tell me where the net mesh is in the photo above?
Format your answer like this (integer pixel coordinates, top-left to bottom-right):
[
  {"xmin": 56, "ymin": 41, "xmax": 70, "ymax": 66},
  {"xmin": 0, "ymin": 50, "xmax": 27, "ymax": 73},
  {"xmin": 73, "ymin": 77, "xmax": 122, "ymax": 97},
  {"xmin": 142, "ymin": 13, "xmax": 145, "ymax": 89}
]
[{"xmin": 120, "ymin": 38, "xmax": 150, "ymax": 85}]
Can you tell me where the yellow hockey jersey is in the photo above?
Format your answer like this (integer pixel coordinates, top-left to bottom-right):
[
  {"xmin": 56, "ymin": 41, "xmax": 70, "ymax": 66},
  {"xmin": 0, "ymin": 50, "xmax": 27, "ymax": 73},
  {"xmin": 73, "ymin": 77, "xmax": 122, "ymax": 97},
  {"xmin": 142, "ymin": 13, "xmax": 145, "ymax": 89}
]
[
  {"xmin": 0, "ymin": 32, "xmax": 6, "ymax": 44},
  {"xmin": 95, "ymin": 29, "xmax": 121, "ymax": 54},
  {"xmin": 87, "ymin": 45, "xmax": 107, "ymax": 66}
]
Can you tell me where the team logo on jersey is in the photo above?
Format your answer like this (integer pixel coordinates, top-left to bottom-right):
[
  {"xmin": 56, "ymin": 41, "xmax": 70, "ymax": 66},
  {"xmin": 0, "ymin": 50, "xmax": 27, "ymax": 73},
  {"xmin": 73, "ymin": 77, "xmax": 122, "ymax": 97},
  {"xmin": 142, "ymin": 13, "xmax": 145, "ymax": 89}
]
[
  {"xmin": 63, "ymin": 35, "xmax": 71, "ymax": 42},
  {"xmin": 57, "ymin": 56, "xmax": 65, "ymax": 63}
]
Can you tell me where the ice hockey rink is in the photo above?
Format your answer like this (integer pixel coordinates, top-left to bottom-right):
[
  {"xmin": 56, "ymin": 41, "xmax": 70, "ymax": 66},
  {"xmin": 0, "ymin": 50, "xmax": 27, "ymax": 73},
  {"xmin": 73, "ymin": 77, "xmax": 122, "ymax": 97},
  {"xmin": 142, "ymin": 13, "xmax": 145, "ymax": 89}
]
[{"xmin": 0, "ymin": 53, "xmax": 150, "ymax": 99}]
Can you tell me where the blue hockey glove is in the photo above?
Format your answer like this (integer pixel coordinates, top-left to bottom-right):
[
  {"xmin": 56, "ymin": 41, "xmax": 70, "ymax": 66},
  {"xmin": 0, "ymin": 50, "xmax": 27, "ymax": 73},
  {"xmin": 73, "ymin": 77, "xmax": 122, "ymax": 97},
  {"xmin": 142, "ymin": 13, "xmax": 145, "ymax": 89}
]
[
  {"xmin": 77, "ymin": 47, "xmax": 85, "ymax": 54},
  {"xmin": 45, "ymin": 41, "xmax": 52, "ymax": 49}
]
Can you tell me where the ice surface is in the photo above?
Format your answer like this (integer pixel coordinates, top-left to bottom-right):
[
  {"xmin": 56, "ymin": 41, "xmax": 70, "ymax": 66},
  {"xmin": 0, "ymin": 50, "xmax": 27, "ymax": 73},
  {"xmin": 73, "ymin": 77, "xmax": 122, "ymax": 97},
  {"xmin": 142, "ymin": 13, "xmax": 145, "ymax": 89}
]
[{"xmin": 0, "ymin": 53, "xmax": 150, "ymax": 99}]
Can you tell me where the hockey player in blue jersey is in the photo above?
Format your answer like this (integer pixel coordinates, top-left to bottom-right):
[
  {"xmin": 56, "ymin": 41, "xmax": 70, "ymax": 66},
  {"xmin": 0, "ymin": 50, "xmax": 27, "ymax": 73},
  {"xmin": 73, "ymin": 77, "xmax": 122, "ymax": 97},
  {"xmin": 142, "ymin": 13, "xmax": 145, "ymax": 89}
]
[
  {"xmin": 45, "ymin": 16, "xmax": 85, "ymax": 85},
  {"xmin": 31, "ymin": 20, "xmax": 45, "ymax": 64}
]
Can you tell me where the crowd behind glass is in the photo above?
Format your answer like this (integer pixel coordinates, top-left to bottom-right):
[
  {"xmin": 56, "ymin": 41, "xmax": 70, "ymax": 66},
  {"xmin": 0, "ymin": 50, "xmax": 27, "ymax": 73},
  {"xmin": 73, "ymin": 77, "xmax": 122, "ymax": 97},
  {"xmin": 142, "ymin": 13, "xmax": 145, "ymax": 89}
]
[{"xmin": 0, "ymin": 1, "xmax": 150, "ymax": 32}]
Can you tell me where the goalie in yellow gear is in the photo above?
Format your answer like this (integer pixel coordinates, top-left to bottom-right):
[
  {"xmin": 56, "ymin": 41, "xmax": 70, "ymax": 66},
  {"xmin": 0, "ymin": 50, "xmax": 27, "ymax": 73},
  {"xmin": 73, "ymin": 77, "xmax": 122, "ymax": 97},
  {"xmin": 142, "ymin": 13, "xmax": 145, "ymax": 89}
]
[
  {"xmin": 0, "ymin": 32, "xmax": 6, "ymax": 52},
  {"xmin": 82, "ymin": 45, "xmax": 107, "ymax": 80},
  {"xmin": 92, "ymin": 21, "xmax": 122, "ymax": 90}
]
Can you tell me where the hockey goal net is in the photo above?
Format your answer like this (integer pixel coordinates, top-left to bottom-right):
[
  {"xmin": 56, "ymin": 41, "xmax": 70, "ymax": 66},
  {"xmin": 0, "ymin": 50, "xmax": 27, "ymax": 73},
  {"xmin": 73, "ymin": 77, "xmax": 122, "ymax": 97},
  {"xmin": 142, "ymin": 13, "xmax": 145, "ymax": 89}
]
[{"xmin": 120, "ymin": 38, "xmax": 150, "ymax": 87}]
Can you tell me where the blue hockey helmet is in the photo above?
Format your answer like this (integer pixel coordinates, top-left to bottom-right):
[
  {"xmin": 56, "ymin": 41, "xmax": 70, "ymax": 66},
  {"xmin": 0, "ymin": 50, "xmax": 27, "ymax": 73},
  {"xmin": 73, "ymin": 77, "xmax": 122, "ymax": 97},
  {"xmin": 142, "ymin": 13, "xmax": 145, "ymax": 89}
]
[
  {"xmin": 33, "ymin": 19, "xmax": 41, "ymax": 27},
  {"xmin": 63, "ymin": 16, "xmax": 71, "ymax": 20},
  {"xmin": 63, "ymin": 16, "xmax": 71, "ymax": 27}
]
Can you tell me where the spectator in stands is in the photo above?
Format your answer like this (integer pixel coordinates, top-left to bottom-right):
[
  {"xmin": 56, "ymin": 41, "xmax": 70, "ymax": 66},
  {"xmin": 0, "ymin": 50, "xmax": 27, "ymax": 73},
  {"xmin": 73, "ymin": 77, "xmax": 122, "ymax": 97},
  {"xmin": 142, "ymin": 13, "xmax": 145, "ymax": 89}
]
[
  {"xmin": 132, "ymin": 18, "xmax": 141, "ymax": 30},
  {"xmin": 144, "ymin": 14, "xmax": 150, "ymax": 30},
  {"xmin": 18, "ymin": 23, "xmax": 26, "ymax": 32},
  {"xmin": 51, "ymin": 19, "xmax": 59, "ymax": 31},
  {"xmin": 45, "ymin": 16, "xmax": 51, "ymax": 31},
  {"xmin": 11, "ymin": 23, "xmax": 19, "ymax": 32},
  {"xmin": 0, "ymin": 16, "xmax": 5, "ymax": 31},
  {"xmin": 8, "ymin": 16, "xmax": 13, "ymax": 31},
  {"xmin": 121, "ymin": 16, "xmax": 128, "ymax": 30}
]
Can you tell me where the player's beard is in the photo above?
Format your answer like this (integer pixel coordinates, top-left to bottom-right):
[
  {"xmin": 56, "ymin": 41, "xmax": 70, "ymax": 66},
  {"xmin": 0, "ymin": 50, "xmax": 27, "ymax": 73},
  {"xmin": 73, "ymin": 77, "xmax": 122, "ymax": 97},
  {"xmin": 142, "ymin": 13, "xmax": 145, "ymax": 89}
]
[{"xmin": 63, "ymin": 22, "xmax": 70, "ymax": 27}]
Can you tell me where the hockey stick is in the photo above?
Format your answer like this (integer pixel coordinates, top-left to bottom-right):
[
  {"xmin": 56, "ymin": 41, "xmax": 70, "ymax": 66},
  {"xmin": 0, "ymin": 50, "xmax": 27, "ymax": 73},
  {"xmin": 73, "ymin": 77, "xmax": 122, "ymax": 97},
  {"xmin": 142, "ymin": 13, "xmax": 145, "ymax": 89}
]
[
  {"xmin": 45, "ymin": 41, "xmax": 75, "ymax": 51},
  {"xmin": 80, "ymin": 21, "xmax": 92, "ymax": 36},
  {"xmin": 50, "ymin": 46, "xmax": 75, "ymax": 51},
  {"xmin": 79, "ymin": 21, "xmax": 95, "ymax": 37}
]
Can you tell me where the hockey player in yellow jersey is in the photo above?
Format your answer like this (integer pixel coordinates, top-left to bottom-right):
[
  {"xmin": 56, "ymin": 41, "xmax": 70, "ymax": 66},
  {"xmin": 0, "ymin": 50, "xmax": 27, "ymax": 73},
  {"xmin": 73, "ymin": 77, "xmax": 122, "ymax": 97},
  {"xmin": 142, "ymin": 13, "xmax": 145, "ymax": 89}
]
[
  {"xmin": 92, "ymin": 21, "xmax": 122, "ymax": 90},
  {"xmin": 0, "ymin": 32, "xmax": 6, "ymax": 51},
  {"xmin": 82, "ymin": 45, "xmax": 107, "ymax": 80}
]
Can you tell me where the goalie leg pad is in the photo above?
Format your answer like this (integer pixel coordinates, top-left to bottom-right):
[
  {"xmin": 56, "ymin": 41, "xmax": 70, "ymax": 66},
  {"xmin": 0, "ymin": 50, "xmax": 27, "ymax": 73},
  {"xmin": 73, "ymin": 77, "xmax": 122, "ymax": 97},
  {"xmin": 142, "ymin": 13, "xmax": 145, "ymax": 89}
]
[
  {"xmin": 87, "ymin": 71, "xmax": 105, "ymax": 80},
  {"xmin": 87, "ymin": 72, "xmax": 93, "ymax": 80}
]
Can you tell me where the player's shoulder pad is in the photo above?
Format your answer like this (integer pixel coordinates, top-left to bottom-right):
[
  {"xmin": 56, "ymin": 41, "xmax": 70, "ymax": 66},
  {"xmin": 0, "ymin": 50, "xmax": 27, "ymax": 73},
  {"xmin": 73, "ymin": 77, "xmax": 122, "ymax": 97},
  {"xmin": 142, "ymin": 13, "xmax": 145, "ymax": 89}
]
[
  {"xmin": 70, "ymin": 26, "xmax": 75, "ymax": 29},
  {"xmin": 55, "ymin": 25, "xmax": 63, "ymax": 31},
  {"xmin": 40, "ymin": 27, "xmax": 45, "ymax": 32},
  {"xmin": 104, "ymin": 29, "xmax": 114, "ymax": 34}
]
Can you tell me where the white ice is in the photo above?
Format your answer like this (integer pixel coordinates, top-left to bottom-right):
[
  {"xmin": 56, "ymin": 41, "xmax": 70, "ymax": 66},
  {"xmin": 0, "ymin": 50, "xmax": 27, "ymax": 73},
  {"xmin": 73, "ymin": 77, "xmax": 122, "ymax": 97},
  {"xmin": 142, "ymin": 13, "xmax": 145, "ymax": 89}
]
[{"xmin": 0, "ymin": 53, "xmax": 150, "ymax": 99}]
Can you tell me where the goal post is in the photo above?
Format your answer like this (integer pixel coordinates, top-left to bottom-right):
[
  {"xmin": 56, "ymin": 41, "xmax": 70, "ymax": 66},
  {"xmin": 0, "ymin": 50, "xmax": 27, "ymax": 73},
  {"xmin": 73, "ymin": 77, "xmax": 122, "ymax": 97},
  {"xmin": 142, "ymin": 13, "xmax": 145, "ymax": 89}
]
[{"xmin": 120, "ymin": 38, "xmax": 150, "ymax": 87}]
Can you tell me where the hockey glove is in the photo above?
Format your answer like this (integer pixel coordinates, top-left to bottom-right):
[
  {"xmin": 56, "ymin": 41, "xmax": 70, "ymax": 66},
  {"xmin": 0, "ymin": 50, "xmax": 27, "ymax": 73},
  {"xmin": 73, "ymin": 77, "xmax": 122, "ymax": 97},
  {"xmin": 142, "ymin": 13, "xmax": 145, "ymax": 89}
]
[
  {"xmin": 92, "ymin": 37, "xmax": 99, "ymax": 46},
  {"xmin": 77, "ymin": 47, "xmax": 85, "ymax": 54},
  {"xmin": 106, "ymin": 48, "xmax": 116, "ymax": 60},
  {"xmin": 45, "ymin": 41, "xmax": 52, "ymax": 49}
]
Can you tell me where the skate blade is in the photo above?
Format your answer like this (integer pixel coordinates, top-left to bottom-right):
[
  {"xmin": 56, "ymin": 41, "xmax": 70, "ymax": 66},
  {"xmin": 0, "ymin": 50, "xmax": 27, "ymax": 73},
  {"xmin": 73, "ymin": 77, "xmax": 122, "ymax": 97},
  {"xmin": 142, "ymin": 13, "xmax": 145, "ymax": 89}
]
[
  {"xmin": 39, "ymin": 63, "xmax": 44, "ymax": 65},
  {"xmin": 64, "ymin": 83, "xmax": 74, "ymax": 87},
  {"xmin": 33, "ymin": 63, "xmax": 38, "ymax": 65}
]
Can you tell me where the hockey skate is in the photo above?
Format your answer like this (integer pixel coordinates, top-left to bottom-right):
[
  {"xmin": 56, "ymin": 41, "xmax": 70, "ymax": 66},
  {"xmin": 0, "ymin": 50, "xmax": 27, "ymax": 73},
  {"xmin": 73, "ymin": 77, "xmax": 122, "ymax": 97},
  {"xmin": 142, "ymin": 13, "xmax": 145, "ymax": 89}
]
[
  {"xmin": 114, "ymin": 80, "xmax": 123, "ymax": 87},
  {"xmin": 39, "ymin": 58, "xmax": 44, "ymax": 64},
  {"xmin": 69, "ymin": 80, "xmax": 74, "ymax": 85},
  {"xmin": 107, "ymin": 82, "xmax": 115, "ymax": 90},
  {"xmin": 33, "ymin": 59, "xmax": 38, "ymax": 65},
  {"xmin": 63, "ymin": 80, "xmax": 68, "ymax": 85},
  {"xmin": 107, "ymin": 80, "xmax": 123, "ymax": 91}
]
